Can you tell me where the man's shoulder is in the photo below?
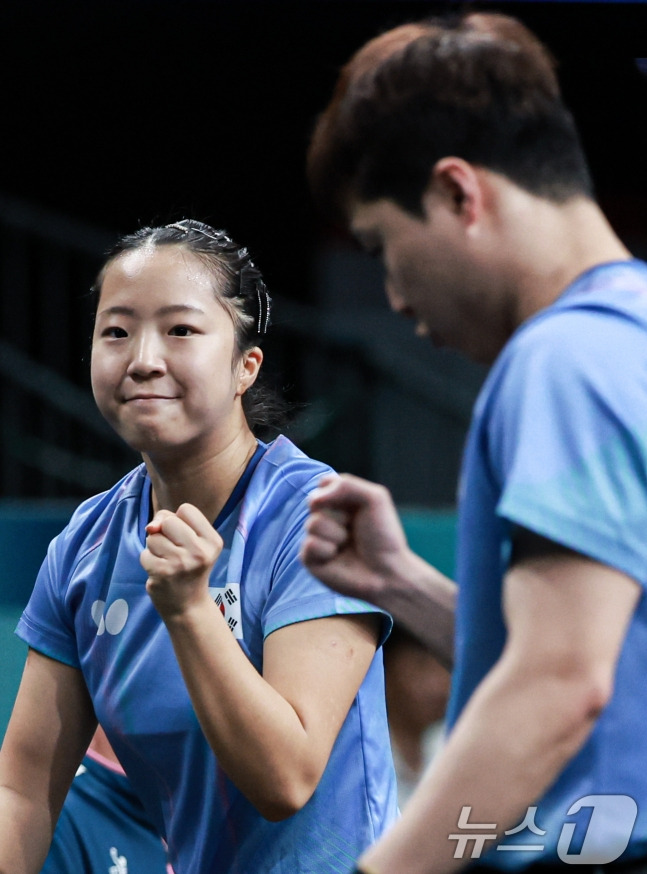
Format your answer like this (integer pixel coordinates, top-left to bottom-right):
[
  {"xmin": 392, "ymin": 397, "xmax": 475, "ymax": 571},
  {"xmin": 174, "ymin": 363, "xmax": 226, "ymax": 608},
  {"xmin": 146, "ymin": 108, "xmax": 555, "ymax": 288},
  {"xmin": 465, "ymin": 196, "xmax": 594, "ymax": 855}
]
[
  {"xmin": 540, "ymin": 258, "xmax": 647, "ymax": 330},
  {"xmin": 509, "ymin": 260, "xmax": 647, "ymax": 365},
  {"xmin": 477, "ymin": 263, "xmax": 647, "ymax": 423}
]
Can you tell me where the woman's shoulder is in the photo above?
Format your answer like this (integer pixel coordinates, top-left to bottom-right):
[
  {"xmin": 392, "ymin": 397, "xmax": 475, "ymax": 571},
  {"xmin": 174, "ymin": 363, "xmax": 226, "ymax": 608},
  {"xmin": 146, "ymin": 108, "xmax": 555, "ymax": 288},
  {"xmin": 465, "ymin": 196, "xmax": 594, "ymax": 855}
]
[
  {"xmin": 257, "ymin": 435, "xmax": 334, "ymax": 493},
  {"xmin": 236, "ymin": 436, "xmax": 333, "ymax": 531},
  {"xmin": 54, "ymin": 464, "xmax": 148, "ymax": 557}
]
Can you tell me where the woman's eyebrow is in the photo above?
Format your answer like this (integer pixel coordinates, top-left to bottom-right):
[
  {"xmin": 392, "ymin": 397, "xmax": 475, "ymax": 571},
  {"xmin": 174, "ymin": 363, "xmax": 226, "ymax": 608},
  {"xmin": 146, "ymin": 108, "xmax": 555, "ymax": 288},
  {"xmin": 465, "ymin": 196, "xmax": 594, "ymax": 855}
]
[{"xmin": 96, "ymin": 304, "xmax": 206, "ymax": 318}]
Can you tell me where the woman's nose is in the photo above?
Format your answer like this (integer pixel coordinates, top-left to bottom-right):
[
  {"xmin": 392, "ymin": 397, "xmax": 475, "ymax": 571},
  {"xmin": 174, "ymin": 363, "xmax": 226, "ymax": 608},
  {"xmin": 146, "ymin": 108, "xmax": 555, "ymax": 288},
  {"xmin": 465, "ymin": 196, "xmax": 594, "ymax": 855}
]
[{"xmin": 126, "ymin": 331, "xmax": 167, "ymax": 378}]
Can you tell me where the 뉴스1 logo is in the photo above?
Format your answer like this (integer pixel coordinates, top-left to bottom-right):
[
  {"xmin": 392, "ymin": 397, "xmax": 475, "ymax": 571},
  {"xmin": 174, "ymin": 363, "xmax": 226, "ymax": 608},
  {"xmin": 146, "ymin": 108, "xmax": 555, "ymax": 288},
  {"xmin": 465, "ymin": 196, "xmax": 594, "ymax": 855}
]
[{"xmin": 449, "ymin": 795, "xmax": 638, "ymax": 864}]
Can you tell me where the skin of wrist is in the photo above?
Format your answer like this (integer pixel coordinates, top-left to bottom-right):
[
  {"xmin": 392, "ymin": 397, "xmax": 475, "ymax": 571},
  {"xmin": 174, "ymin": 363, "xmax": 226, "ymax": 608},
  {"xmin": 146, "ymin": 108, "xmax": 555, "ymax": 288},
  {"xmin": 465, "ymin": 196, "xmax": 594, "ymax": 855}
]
[
  {"xmin": 354, "ymin": 864, "xmax": 381, "ymax": 874},
  {"xmin": 381, "ymin": 548, "xmax": 431, "ymax": 606},
  {"xmin": 152, "ymin": 588, "xmax": 218, "ymax": 629}
]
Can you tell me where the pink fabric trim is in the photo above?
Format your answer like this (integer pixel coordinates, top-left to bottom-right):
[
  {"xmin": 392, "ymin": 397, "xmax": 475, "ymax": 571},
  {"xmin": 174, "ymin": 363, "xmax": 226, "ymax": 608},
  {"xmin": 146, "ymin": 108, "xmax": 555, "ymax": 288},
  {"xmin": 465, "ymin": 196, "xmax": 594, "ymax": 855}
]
[{"xmin": 85, "ymin": 747, "xmax": 126, "ymax": 776}]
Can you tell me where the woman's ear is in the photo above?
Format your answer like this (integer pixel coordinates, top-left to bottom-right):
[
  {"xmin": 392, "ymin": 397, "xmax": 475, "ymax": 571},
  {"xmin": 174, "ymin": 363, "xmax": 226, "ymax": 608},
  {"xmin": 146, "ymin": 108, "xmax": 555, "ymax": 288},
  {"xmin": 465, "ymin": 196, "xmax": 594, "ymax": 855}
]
[{"xmin": 236, "ymin": 346, "xmax": 263, "ymax": 397}]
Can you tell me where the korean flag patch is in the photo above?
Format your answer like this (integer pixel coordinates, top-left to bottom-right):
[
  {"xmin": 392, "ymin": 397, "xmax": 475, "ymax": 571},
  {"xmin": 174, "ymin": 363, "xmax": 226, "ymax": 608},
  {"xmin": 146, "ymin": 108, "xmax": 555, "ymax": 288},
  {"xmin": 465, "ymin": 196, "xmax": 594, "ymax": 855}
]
[{"xmin": 209, "ymin": 583, "xmax": 243, "ymax": 639}]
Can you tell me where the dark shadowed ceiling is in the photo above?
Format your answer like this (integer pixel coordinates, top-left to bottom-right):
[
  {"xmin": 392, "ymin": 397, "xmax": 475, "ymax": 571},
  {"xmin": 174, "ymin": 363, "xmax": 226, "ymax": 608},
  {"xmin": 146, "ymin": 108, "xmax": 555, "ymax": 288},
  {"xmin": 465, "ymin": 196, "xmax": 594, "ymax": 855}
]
[{"xmin": 1, "ymin": 0, "xmax": 646, "ymax": 299}]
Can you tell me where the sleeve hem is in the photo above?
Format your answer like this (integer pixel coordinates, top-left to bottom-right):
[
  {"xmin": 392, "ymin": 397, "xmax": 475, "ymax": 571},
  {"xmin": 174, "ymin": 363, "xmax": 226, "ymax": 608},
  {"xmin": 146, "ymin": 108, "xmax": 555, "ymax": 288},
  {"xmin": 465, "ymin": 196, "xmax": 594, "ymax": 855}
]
[
  {"xmin": 497, "ymin": 498, "xmax": 646, "ymax": 588},
  {"xmin": 15, "ymin": 615, "xmax": 80, "ymax": 670},
  {"xmin": 263, "ymin": 594, "xmax": 393, "ymax": 646}
]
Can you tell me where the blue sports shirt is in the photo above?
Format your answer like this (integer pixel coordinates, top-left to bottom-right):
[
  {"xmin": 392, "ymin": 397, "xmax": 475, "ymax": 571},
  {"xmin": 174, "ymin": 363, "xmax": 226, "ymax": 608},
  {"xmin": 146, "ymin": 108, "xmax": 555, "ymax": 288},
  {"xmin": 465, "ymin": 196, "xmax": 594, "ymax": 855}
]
[
  {"xmin": 41, "ymin": 752, "xmax": 170, "ymax": 874},
  {"xmin": 449, "ymin": 261, "xmax": 647, "ymax": 869},
  {"xmin": 18, "ymin": 435, "xmax": 398, "ymax": 874}
]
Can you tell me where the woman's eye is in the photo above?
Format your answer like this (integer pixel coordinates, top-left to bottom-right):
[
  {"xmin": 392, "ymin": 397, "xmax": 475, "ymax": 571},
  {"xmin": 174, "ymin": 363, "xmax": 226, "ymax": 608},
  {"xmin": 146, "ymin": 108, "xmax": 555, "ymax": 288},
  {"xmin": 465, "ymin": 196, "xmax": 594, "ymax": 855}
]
[
  {"xmin": 102, "ymin": 326, "xmax": 127, "ymax": 338},
  {"xmin": 169, "ymin": 325, "xmax": 194, "ymax": 337}
]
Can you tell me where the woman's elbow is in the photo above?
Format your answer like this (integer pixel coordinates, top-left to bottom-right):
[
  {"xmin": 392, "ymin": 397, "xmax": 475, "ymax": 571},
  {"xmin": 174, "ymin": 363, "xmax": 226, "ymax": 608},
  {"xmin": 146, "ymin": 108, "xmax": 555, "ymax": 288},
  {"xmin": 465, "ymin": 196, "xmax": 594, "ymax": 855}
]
[
  {"xmin": 257, "ymin": 792, "xmax": 314, "ymax": 823},
  {"xmin": 255, "ymin": 774, "xmax": 319, "ymax": 822}
]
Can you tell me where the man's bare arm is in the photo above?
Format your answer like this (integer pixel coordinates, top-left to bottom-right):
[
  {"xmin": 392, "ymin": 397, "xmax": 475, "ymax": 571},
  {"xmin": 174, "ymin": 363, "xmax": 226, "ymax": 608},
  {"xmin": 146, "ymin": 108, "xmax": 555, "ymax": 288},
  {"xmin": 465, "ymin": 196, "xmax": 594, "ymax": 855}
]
[
  {"xmin": 358, "ymin": 538, "xmax": 640, "ymax": 874},
  {"xmin": 301, "ymin": 473, "xmax": 456, "ymax": 669}
]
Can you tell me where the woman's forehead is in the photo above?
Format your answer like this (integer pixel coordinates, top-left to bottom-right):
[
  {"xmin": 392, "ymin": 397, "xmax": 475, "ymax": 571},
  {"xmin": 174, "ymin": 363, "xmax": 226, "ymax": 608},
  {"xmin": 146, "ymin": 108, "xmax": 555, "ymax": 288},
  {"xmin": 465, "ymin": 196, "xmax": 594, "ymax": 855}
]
[{"xmin": 104, "ymin": 244, "xmax": 217, "ymax": 294}]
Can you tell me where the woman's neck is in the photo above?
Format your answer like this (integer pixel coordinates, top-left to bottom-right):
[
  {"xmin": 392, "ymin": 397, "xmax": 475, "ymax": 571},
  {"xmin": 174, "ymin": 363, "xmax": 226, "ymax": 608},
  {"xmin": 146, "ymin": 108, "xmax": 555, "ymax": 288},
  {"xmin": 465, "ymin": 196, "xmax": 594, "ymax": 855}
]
[{"xmin": 145, "ymin": 427, "xmax": 259, "ymax": 524}]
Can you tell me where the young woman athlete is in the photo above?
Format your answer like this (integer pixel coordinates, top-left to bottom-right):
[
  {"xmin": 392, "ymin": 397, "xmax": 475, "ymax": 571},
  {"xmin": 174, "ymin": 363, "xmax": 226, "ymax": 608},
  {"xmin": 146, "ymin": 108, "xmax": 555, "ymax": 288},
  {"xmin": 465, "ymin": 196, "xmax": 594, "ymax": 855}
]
[{"xmin": 0, "ymin": 220, "xmax": 398, "ymax": 874}]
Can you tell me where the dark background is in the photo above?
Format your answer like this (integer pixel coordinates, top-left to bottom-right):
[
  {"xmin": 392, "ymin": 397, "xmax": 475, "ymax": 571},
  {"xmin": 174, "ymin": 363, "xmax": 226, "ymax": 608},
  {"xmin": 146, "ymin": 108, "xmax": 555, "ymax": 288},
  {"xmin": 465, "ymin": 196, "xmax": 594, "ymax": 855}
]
[
  {"xmin": 1, "ymin": 0, "xmax": 647, "ymax": 502},
  {"xmin": 1, "ymin": 0, "xmax": 647, "ymax": 300}
]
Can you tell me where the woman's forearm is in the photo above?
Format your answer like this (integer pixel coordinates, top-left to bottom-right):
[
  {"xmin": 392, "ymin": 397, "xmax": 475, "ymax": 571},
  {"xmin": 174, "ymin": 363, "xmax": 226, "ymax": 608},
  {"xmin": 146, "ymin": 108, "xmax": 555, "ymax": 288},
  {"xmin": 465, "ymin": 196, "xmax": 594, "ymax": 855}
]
[
  {"xmin": 0, "ymin": 787, "xmax": 53, "ymax": 874},
  {"xmin": 163, "ymin": 597, "xmax": 373, "ymax": 820}
]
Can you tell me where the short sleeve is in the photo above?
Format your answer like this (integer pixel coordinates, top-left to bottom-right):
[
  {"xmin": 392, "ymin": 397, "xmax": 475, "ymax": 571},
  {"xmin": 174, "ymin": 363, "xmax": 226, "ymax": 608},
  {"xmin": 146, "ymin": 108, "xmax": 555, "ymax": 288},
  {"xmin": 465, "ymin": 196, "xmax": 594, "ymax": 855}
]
[
  {"xmin": 489, "ymin": 306, "xmax": 647, "ymax": 587},
  {"xmin": 259, "ymin": 504, "xmax": 392, "ymax": 645},
  {"xmin": 15, "ymin": 535, "xmax": 81, "ymax": 668}
]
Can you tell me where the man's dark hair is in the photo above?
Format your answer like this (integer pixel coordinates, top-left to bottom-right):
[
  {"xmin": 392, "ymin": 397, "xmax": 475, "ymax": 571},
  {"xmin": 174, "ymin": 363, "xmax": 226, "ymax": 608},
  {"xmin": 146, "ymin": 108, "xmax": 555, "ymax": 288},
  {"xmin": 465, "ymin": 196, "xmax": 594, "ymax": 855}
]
[{"xmin": 307, "ymin": 13, "xmax": 594, "ymax": 223}]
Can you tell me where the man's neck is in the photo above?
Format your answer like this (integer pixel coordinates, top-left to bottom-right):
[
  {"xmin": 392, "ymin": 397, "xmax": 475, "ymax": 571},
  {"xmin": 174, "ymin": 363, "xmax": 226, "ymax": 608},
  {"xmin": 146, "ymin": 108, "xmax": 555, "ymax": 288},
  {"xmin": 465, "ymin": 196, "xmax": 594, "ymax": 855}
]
[{"xmin": 509, "ymin": 195, "xmax": 632, "ymax": 327}]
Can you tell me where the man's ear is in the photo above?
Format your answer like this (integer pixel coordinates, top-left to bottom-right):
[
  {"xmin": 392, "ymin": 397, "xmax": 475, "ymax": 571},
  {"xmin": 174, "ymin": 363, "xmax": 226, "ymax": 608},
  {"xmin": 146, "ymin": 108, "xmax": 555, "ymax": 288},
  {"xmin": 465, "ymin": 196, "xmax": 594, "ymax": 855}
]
[
  {"xmin": 423, "ymin": 157, "xmax": 485, "ymax": 227},
  {"xmin": 236, "ymin": 346, "xmax": 263, "ymax": 397}
]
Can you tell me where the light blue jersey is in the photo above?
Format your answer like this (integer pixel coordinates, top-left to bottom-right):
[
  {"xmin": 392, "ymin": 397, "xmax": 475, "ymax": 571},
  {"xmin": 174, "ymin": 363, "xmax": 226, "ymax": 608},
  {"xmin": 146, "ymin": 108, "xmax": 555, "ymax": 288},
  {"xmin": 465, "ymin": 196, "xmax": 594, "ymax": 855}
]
[
  {"xmin": 450, "ymin": 261, "xmax": 647, "ymax": 868},
  {"xmin": 18, "ymin": 435, "xmax": 398, "ymax": 874}
]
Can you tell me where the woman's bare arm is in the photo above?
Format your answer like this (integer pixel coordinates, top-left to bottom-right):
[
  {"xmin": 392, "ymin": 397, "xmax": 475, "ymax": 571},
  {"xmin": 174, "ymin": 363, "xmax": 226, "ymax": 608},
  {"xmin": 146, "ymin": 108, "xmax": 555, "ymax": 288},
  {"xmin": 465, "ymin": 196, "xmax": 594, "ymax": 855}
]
[{"xmin": 0, "ymin": 649, "xmax": 96, "ymax": 874}]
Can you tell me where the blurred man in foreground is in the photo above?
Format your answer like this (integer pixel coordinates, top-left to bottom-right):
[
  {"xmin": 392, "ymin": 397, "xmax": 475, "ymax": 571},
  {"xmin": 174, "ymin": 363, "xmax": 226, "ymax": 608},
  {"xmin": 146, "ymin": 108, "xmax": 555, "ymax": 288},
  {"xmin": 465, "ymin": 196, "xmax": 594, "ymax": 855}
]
[{"xmin": 302, "ymin": 12, "xmax": 647, "ymax": 874}]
